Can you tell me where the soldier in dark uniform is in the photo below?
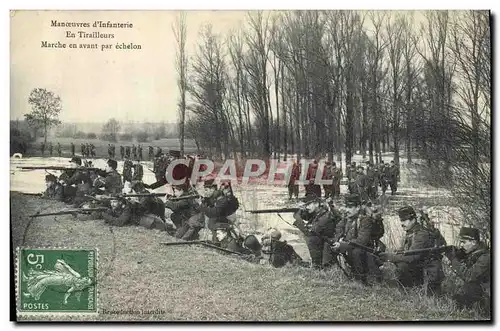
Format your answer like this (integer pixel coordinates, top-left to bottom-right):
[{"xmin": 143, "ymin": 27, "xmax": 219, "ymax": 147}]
[
  {"xmin": 132, "ymin": 160, "xmax": 144, "ymax": 182},
  {"xmin": 102, "ymin": 197, "xmax": 138, "ymax": 227},
  {"xmin": 148, "ymin": 146, "xmax": 154, "ymax": 160},
  {"xmin": 41, "ymin": 174, "xmax": 64, "ymax": 201},
  {"xmin": 292, "ymin": 198, "xmax": 340, "ymax": 269},
  {"xmin": 332, "ymin": 162, "xmax": 343, "ymax": 199},
  {"xmin": 40, "ymin": 142, "xmax": 45, "ymax": 157},
  {"xmin": 323, "ymin": 161, "xmax": 334, "ymax": 198},
  {"xmin": 213, "ymin": 223, "xmax": 261, "ymax": 259},
  {"xmin": 108, "ymin": 144, "xmax": 113, "ymax": 158},
  {"xmin": 122, "ymin": 156, "xmax": 133, "ymax": 184},
  {"xmin": 111, "ymin": 144, "xmax": 116, "ymax": 158},
  {"xmin": 59, "ymin": 157, "xmax": 92, "ymax": 206},
  {"xmin": 132, "ymin": 144, "xmax": 137, "ymax": 159},
  {"xmin": 138, "ymin": 144, "xmax": 143, "ymax": 161},
  {"xmin": 446, "ymin": 227, "xmax": 490, "ymax": 310},
  {"xmin": 379, "ymin": 206, "xmax": 445, "ymax": 295},
  {"xmin": 80, "ymin": 143, "xmax": 85, "ymax": 158},
  {"xmin": 262, "ymin": 229, "xmax": 305, "ymax": 268},
  {"xmin": 388, "ymin": 160, "xmax": 400, "ymax": 195},
  {"xmin": 164, "ymin": 183, "xmax": 199, "ymax": 231},
  {"xmin": 48, "ymin": 142, "xmax": 53, "ymax": 157},
  {"xmin": 70, "ymin": 142, "xmax": 75, "ymax": 157},
  {"xmin": 287, "ymin": 161, "xmax": 300, "ymax": 200},
  {"xmin": 305, "ymin": 160, "xmax": 322, "ymax": 198},
  {"xmin": 380, "ymin": 162, "xmax": 390, "ymax": 194},
  {"xmin": 126, "ymin": 145, "xmax": 131, "ymax": 158},
  {"xmin": 354, "ymin": 166, "xmax": 369, "ymax": 202},
  {"xmin": 57, "ymin": 143, "xmax": 62, "ymax": 157},
  {"xmin": 120, "ymin": 145, "xmax": 125, "ymax": 159},
  {"xmin": 347, "ymin": 162, "xmax": 357, "ymax": 194},
  {"xmin": 94, "ymin": 159, "xmax": 123, "ymax": 195}
]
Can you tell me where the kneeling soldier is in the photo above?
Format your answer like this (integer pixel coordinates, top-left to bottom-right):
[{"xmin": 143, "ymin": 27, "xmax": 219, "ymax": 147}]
[
  {"xmin": 42, "ymin": 174, "xmax": 64, "ymax": 201},
  {"xmin": 262, "ymin": 228, "xmax": 305, "ymax": 268}
]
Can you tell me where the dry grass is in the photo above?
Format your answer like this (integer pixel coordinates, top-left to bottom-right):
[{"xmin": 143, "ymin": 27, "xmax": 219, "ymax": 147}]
[{"xmin": 11, "ymin": 193, "xmax": 488, "ymax": 322}]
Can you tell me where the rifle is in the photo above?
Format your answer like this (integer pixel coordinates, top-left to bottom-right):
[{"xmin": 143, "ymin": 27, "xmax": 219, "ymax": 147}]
[
  {"xmin": 247, "ymin": 207, "xmax": 300, "ymax": 214},
  {"xmin": 395, "ymin": 245, "xmax": 454, "ymax": 256},
  {"xmin": 160, "ymin": 240, "xmax": 243, "ymax": 256},
  {"xmin": 166, "ymin": 194, "xmax": 200, "ymax": 201},
  {"xmin": 30, "ymin": 207, "xmax": 107, "ymax": 218},
  {"xmin": 19, "ymin": 166, "xmax": 102, "ymax": 172}
]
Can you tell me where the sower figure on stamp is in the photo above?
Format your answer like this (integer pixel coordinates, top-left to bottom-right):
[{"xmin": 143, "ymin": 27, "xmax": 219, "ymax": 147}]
[
  {"xmin": 445, "ymin": 227, "xmax": 490, "ymax": 311},
  {"xmin": 292, "ymin": 198, "xmax": 340, "ymax": 269},
  {"xmin": 378, "ymin": 206, "xmax": 445, "ymax": 296}
]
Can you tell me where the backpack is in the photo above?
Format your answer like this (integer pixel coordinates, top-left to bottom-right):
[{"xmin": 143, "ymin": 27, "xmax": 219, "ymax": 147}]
[
  {"xmin": 225, "ymin": 194, "xmax": 240, "ymax": 216},
  {"xmin": 370, "ymin": 214, "xmax": 385, "ymax": 241}
]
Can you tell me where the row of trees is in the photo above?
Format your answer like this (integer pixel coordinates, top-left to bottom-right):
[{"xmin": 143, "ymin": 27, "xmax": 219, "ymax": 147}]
[{"xmin": 173, "ymin": 10, "xmax": 490, "ymax": 235}]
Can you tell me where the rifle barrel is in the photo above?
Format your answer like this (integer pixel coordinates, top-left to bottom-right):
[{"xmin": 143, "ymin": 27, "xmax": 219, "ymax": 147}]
[
  {"xmin": 396, "ymin": 245, "xmax": 452, "ymax": 256},
  {"xmin": 248, "ymin": 208, "xmax": 300, "ymax": 214},
  {"xmin": 30, "ymin": 207, "xmax": 107, "ymax": 218}
]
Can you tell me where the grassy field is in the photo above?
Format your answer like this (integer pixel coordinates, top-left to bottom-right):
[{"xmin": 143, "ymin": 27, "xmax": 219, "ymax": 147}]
[
  {"xmin": 23, "ymin": 137, "xmax": 198, "ymax": 158},
  {"xmin": 11, "ymin": 192, "xmax": 488, "ymax": 322}
]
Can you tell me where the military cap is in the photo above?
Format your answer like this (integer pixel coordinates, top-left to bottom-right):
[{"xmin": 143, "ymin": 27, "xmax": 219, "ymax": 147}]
[
  {"xmin": 69, "ymin": 156, "xmax": 82, "ymax": 166},
  {"xmin": 459, "ymin": 227, "xmax": 480, "ymax": 241},
  {"xmin": 169, "ymin": 150, "xmax": 181, "ymax": 158},
  {"xmin": 398, "ymin": 206, "xmax": 416, "ymax": 221},
  {"xmin": 45, "ymin": 174, "xmax": 57, "ymax": 182},
  {"xmin": 243, "ymin": 235, "xmax": 262, "ymax": 252},
  {"xmin": 345, "ymin": 193, "xmax": 361, "ymax": 205},
  {"xmin": 107, "ymin": 159, "xmax": 118, "ymax": 170},
  {"xmin": 213, "ymin": 223, "xmax": 232, "ymax": 230}
]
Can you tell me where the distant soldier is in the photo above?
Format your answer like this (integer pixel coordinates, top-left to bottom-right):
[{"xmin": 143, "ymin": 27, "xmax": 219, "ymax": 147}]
[
  {"xmin": 148, "ymin": 146, "xmax": 154, "ymax": 160},
  {"xmin": 354, "ymin": 166, "xmax": 369, "ymax": 202},
  {"xmin": 379, "ymin": 162, "xmax": 390, "ymax": 194},
  {"xmin": 446, "ymin": 227, "xmax": 490, "ymax": 310},
  {"xmin": 261, "ymin": 228, "xmax": 305, "ymax": 268},
  {"xmin": 347, "ymin": 162, "xmax": 357, "ymax": 194},
  {"xmin": 132, "ymin": 144, "xmax": 137, "ymax": 159},
  {"xmin": 122, "ymin": 157, "xmax": 133, "ymax": 183},
  {"xmin": 48, "ymin": 142, "xmax": 53, "ymax": 157},
  {"xmin": 288, "ymin": 161, "xmax": 300, "ymax": 200},
  {"xmin": 93, "ymin": 159, "xmax": 123, "ymax": 195},
  {"xmin": 331, "ymin": 162, "xmax": 343, "ymax": 198},
  {"xmin": 379, "ymin": 206, "xmax": 445, "ymax": 295},
  {"xmin": 90, "ymin": 144, "xmax": 96, "ymax": 158},
  {"xmin": 332, "ymin": 194, "xmax": 386, "ymax": 284},
  {"xmin": 40, "ymin": 142, "xmax": 45, "ymax": 157},
  {"xmin": 108, "ymin": 144, "xmax": 113, "ymax": 158},
  {"xmin": 293, "ymin": 198, "xmax": 340, "ymax": 269},
  {"xmin": 305, "ymin": 160, "xmax": 321, "ymax": 198},
  {"xmin": 156, "ymin": 147, "xmax": 162, "ymax": 157},
  {"xmin": 125, "ymin": 146, "xmax": 131, "ymax": 158},
  {"xmin": 81, "ymin": 143, "xmax": 85, "ymax": 158},
  {"xmin": 366, "ymin": 162, "xmax": 378, "ymax": 200},
  {"xmin": 41, "ymin": 174, "xmax": 64, "ymax": 201},
  {"xmin": 138, "ymin": 145, "xmax": 143, "ymax": 161},
  {"xmin": 70, "ymin": 142, "xmax": 75, "ymax": 156},
  {"xmin": 388, "ymin": 160, "xmax": 400, "ymax": 195},
  {"xmin": 322, "ymin": 161, "xmax": 334, "ymax": 199},
  {"xmin": 120, "ymin": 145, "xmax": 124, "ymax": 159},
  {"xmin": 111, "ymin": 144, "xmax": 116, "ymax": 158},
  {"xmin": 132, "ymin": 160, "xmax": 144, "ymax": 182},
  {"xmin": 57, "ymin": 143, "xmax": 62, "ymax": 157}
]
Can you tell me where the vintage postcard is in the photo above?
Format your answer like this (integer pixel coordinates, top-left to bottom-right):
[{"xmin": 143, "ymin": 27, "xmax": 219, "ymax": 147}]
[{"xmin": 9, "ymin": 10, "xmax": 491, "ymax": 322}]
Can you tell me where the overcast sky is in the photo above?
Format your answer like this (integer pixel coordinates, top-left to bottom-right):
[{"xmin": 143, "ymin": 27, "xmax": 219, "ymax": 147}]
[{"xmin": 10, "ymin": 10, "xmax": 250, "ymax": 123}]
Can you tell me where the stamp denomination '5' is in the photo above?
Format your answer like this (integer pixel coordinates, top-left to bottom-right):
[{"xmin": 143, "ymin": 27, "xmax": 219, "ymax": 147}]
[{"xmin": 17, "ymin": 248, "xmax": 98, "ymax": 315}]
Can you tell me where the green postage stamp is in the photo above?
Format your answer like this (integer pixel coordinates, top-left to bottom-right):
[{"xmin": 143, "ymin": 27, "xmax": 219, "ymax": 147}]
[{"xmin": 16, "ymin": 248, "xmax": 98, "ymax": 316}]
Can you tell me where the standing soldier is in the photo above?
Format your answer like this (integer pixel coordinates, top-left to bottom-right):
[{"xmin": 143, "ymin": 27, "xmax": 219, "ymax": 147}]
[
  {"xmin": 70, "ymin": 142, "xmax": 75, "ymax": 156},
  {"xmin": 355, "ymin": 166, "xmax": 369, "ymax": 203},
  {"xmin": 90, "ymin": 144, "xmax": 96, "ymax": 158},
  {"xmin": 288, "ymin": 161, "xmax": 300, "ymax": 200},
  {"xmin": 388, "ymin": 160, "xmax": 400, "ymax": 195},
  {"xmin": 126, "ymin": 145, "xmax": 131, "ymax": 159},
  {"xmin": 322, "ymin": 161, "xmax": 334, "ymax": 199},
  {"xmin": 446, "ymin": 227, "xmax": 490, "ymax": 310},
  {"xmin": 138, "ymin": 144, "xmax": 143, "ymax": 161},
  {"xmin": 132, "ymin": 144, "xmax": 137, "ymax": 159},
  {"xmin": 148, "ymin": 146, "xmax": 154, "ymax": 160},
  {"xmin": 40, "ymin": 142, "xmax": 45, "ymax": 157},
  {"xmin": 347, "ymin": 162, "xmax": 357, "ymax": 194},
  {"xmin": 332, "ymin": 162, "xmax": 343, "ymax": 199},
  {"xmin": 108, "ymin": 144, "xmax": 113, "ymax": 158},
  {"xmin": 122, "ymin": 156, "xmax": 133, "ymax": 184},
  {"xmin": 57, "ymin": 142, "xmax": 62, "ymax": 157},
  {"xmin": 120, "ymin": 145, "xmax": 125, "ymax": 160},
  {"xmin": 379, "ymin": 206, "xmax": 445, "ymax": 295},
  {"xmin": 132, "ymin": 159, "xmax": 144, "ymax": 182},
  {"xmin": 156, "ymin": 147, "xmax": 162, "ymax": 157},
  {"xmin": 305, "ymin": 160, "xmax": 321, "ymax": 198},
  {"xmin": 48, "ymin": 142, "xmax": 53, "ymax": 157},
  {"xmin": 292, "ymin": 198, "xmax": 340, "ymax": 269},
  {"xmin": 111, "ymin": 144, "xmax": 116, "ymax": 158},
  {"xmin": 80, "ymin": 143, "xmax": 85, "ymax": 158}
]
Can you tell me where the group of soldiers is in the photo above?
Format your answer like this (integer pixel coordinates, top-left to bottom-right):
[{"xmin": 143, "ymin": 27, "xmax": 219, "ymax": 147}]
[
  {"xmin": 39, "ymin": 142, "xmax": 62, "ymax": 157},
  {"xmin": 38, "ymin": 154, "xmax": 490, "ymax": 313}
]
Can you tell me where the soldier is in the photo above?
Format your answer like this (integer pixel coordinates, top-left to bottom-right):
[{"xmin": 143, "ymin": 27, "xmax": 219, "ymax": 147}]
[
  {"xmin": 388, "ymin": 160, "xmax": 400, "ymax": 195},
  {"xmin": 81, "ymin": 143, "xmax": 85, "ymax": 158},
  {"xmin": 70, "ymin": 142, "xmax": 75, "ymax": 157},
  {"xmin": 57, "ymin": 142, "xmax": 62, "ymax": 157},
  {"xmin": 380, "ymin": 162, "xmax": 390, "ymax": 195},
  {"xmin": 322, "ymin": 161, "xmax": 334, "ymax": 199},
  {"xmin": 129, "ymin": 181, "xmax": 169, "ymax": 232},
  {"xmin": 378, "ymin": 206, "xmax": 445, "ymax": 295},
  {"xmin": 354, "ymin": 166, "xmax": 370, "ymax": 203},
  {"xmin": 111, "ymin": 144, "xmax": 116, "ymax": 159},
  {"xmin": 292, "ymin": 198, "xmax": 340, "ymax": 269},
  {"xmin": 102, "ymin": 197, "xmax": 138, "ymax": 227},
  {"xmin": 138, "ymin": 144, "xmax": 143, "ymax": 161},
  {"xmin": 93, "ymin": 159, "xmax": 123, "ymax": 195},
  {"xmin": 287, "ymin": 161, "xmax": 300, "ymax": 200},
  {"xmin": 262, "ymin": 228, "xmax": 305, "ymax": 268},
  {"xmin": 108, "ymin": 144, "xmax": 113, "ymax": 158},
  {"xmin": 332, "ymin": 162, "xmax": 343, "ymax": 199},
  {"xmin": 213, "ymin": 223, "xmax": 262, "ymax": 261},
  {"xmin": 41, "ymin": 174, "xmax": 64, "ymax": 201},
  {"xmin": 331, "ymin": 194, "xmax": 385, "ymax": 284},
  {"xmin": 446, "ymin": 227, "xmax": 490, "ymax": 310},
  {"xmin": 126, "ymin": 145, "xmax": 131, "ymax": 158},
  {"xmin": 132, "ymin": 160, "xmax": 144, "ymax": 182},
  {"xmin": 48, "ymin": 142, "xmax": 53, "ymax": 157},
  {"xmin": 164, "ymin": 183, "xmax": 199, "ymax": 231},
  {"xmin": 122, "ymin": 156, "xmax": 133, "ymax": 184},
  {"xmin": 347, "ymin": 162, "xmax": 357, "ymax": 194},
  {"xmin": 120, "ymin": 145, "xmax": 125, "ymax": 160},
  {"xmin": 90, "ymin": 144, "xmax": 96, "ymax": 158},
  {"xmin": 156, "ymin": 147, "xmax": 162, "ymax": 157},
  {"xmin": 132, "ymin": 144, "xmax": 137, "ymax": 159},
  {"xmin": 305, "ymin": 160, "xmax": 321, "ymax": 198},
  {"xmin": 148, "ymin": 146, "xmax": 154, "ymax": 160},
  {"xmin": 40, "ymin": 142, "xmax": 45, "ymax": 157},
  {"xmin": 59, "ymin": 157, "xmax": 92, "ymax": 206}
]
